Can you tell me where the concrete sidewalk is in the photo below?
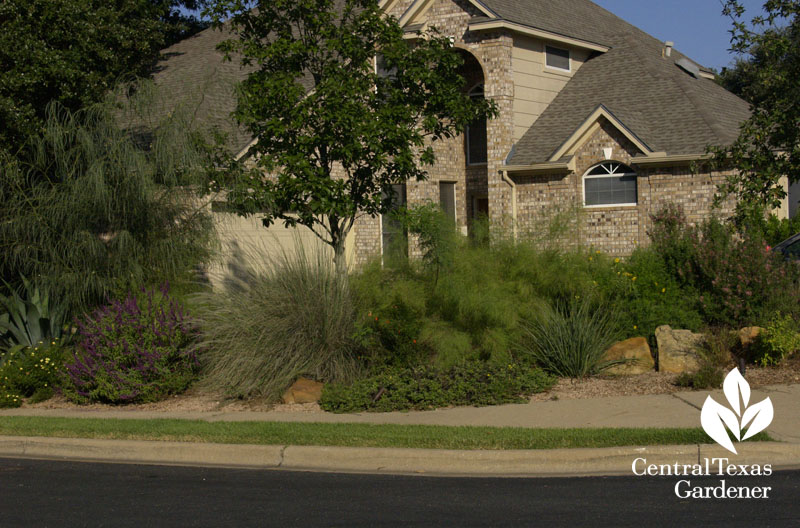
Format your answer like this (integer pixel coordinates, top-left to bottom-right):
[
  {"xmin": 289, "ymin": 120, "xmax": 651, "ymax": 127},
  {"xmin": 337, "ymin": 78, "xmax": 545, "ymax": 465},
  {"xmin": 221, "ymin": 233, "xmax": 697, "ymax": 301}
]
[{"xmin": 1, "ymin": 383, "xmax": 798, "ymax": 477}]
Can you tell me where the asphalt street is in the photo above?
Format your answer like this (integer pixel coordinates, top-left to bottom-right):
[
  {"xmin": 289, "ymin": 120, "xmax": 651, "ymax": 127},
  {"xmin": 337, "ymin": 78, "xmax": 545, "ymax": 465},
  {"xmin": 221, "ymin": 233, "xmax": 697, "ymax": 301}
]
[{"xmin": 1, "ymin": 458, "xmax": 797, "ymax": 527}]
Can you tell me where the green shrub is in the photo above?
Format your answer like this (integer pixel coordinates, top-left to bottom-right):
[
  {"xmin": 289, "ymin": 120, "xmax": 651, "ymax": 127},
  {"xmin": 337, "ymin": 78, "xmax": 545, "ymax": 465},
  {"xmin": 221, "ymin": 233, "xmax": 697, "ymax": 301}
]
[
  {"xmin": 606, "ymin": 248, "xmax": 703, "ymax": 340},
  {"xmin": 0, "ymin": 339, "xmax": 67, "ymax": 408},
  {"xmin": 516, "ymin": 299, "xmax": 623, "ymax": 378},
  {"xmin": 759, "ymin": 214, "xmax": 800, "ymax": 247},
  {"xmin": 353, "ymin": 297, "xmax": 432, "ymax": 370},
  {"xmin": 675, "ymin": 364, "xmax": 725, "ymax": 390},
  {"xmin": 648, "ymin": 204, "xmax": 800, "ymax": 327},
  {"xmin": 394, "ymin": 203, "xmax": 460, "ymax": 284},
  {"xmin": 351, "ymin": 245, "xmax": 532, "ymax": 368},
  {"xmin": 194, "ymin": 243, "xmax": 363, "ymax": 400},
  {"xmin": 750, "ymin": 313, "xmax": 800, "ymax": 367},
  {"xmin": 647, "ymin": 203, "xmax": 699, "ymax": 287},
  {"xmin": 61, "ymin": 286, "xmax": 198, "ymax": 404},
  {"xmin": 320, "ymin": 362, "xmax": 555, "ymax": 413}
]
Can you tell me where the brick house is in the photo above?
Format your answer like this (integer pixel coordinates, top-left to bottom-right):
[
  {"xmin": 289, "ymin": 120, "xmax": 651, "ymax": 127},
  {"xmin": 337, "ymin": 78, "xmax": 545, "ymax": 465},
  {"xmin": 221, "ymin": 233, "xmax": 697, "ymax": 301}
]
[{"xmin": 154, "ymin": 0, "xmax": 782, "ymax": 270}]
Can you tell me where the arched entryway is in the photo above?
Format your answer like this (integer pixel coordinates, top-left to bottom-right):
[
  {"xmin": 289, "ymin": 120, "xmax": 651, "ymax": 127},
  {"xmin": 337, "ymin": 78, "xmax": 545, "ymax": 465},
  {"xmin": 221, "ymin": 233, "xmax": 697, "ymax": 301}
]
[{"xmin": 454, "ymin": 48, "xmax": 489, "ymax": 232}]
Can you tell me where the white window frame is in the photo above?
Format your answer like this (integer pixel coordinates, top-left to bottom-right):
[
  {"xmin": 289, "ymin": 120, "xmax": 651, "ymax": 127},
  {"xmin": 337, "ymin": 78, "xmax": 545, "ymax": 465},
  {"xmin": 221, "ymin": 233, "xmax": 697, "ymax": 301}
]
[
  {"xmin": 544, "ymin": 45, "xmax": 571, "ymax": 73},
  {"xmin": 582, "ymin": 162, "xmax": 638, "ymax": 208}
]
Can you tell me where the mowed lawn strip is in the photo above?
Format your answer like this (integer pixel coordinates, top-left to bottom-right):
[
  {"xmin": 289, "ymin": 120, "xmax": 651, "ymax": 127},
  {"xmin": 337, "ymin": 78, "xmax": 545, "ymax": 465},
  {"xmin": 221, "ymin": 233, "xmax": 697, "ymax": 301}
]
[{"xmin": 0, "ymin": 416, "xmax": 772, "ymax": 450}]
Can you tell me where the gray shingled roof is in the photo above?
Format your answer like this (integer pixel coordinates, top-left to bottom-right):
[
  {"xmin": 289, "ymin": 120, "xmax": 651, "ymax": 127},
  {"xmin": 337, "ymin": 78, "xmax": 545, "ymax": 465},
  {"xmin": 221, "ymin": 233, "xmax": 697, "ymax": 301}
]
[
  {"xmin": 477, "ymin": 0, "xmax": 751, "ymax": 164},
  {"xmin": 151, "ymin": 21, "xmax": 315, "ymax": 155},
  {"xmin": 151, "ymin": 0, "xmax": 750, "ymax": 162},
  {"xmin": 151, "ymin": 25, "xmax": 254, "ymax": 154}
]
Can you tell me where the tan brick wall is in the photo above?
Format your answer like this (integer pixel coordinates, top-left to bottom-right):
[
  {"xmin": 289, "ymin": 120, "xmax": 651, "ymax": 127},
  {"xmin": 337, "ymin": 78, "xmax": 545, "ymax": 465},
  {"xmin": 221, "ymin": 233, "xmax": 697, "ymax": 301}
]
[
  {"xmin": 514, "ymin": 118, "xmax": 736, "ymax": 256},
  {"xmin": 351, "ymin": 0, "xmax": 517, "ymax": 265},
  {"xmin": 232, "ymin": 1, "xmax": 738, "ymax": 267}
]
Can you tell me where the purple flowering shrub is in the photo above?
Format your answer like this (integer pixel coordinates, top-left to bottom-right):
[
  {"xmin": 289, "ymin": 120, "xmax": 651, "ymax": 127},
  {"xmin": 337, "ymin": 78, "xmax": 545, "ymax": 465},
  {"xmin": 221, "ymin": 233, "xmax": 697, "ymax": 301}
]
[
  {"xmin": 649, "ymin": 204, "xmax": 800, "ymax": 327},
  {"xmin": 62, "ymin": 286, "xmax": 199, "ymax": 403}
]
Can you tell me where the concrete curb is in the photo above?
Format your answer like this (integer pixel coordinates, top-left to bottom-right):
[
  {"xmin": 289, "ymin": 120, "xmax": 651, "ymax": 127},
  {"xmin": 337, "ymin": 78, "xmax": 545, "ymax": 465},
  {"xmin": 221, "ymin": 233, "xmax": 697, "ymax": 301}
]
[{"xmin": 1, "ymin": 436, "xmax": 798, "ymax": 477}]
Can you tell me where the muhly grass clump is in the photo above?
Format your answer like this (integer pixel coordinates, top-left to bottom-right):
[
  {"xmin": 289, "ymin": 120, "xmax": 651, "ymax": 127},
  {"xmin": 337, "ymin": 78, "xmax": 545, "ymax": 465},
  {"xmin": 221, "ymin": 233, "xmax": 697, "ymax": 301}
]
[
  {"xmin": 61, "ymin": 285, "xmax": 199, "ymax": 404},
  {"xmin": 193, "ymin": 242, "xmax": 363, "ymax": 400}
]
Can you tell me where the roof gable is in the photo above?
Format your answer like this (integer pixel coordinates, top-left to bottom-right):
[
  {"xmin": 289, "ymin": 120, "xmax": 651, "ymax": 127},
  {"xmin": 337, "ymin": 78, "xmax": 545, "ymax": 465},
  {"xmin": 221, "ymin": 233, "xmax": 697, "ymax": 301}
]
[
  {"xmin": 502, "ymin": 2, "xmax": 751, "ymax": 165},
  {"xmin": 396, "ymin": 0, "xmax": 497, "ymax": 27},
  {"xmin": 549, "ymin": 104, "xmax": 653, "ymax": 162}
]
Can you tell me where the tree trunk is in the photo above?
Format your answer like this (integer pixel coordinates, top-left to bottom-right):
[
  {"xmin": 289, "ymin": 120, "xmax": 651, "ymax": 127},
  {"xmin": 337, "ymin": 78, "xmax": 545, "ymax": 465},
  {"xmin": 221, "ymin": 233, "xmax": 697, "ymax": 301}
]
[{"xmin": 333, "ymin": 236, "xmax": 347, "ymax": 277}]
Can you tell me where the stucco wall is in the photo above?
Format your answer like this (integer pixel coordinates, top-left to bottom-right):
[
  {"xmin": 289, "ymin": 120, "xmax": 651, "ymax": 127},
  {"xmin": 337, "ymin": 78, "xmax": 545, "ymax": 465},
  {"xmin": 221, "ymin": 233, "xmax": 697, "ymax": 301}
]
[{"xmin": 511, "ymin": 35, "xmax": 591, "ymax": 141}]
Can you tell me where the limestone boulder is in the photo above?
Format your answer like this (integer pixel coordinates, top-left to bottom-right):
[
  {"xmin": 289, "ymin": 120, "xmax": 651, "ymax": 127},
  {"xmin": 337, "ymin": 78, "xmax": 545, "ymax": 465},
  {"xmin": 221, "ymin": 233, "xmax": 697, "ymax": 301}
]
[
  {"xmin": 655, "ymin": 325, "xmax": 704, "ymax": 374},
  {"xmin": 282, "ymin": 377, "xmax": 324, "ymax": 404},
  {"xmin": 603, "ymin": 337, "xmax": 654, "ymax": 375},
  {"xmin": 738, "ymin": 326, "xmax": 764, "ymax": 349}
]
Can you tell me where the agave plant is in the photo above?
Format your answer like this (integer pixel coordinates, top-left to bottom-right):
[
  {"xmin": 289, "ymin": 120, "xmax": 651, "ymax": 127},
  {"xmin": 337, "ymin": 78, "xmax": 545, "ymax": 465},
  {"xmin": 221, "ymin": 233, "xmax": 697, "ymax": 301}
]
[{"xmin": 0, "ymin": 277, "xmax": 68, "ymax": 351}]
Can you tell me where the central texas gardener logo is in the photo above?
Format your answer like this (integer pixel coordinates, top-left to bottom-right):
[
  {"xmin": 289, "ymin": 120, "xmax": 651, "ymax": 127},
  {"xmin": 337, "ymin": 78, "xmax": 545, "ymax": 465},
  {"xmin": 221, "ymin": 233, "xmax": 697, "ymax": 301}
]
[{"xmin": 701, "ymin": 369, "xmax": 774, "ymax": 454}]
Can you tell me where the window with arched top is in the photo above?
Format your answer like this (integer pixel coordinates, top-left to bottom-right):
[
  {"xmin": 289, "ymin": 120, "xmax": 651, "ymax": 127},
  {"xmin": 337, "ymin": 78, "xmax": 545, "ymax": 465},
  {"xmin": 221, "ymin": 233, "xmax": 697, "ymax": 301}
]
[
  {"xmin": 465, "ymin": 84, "xmax": 487, "ymax": 165},
  {"xmin": 583, "ymin": 162, "xmax": 637, "ymax": 207}
]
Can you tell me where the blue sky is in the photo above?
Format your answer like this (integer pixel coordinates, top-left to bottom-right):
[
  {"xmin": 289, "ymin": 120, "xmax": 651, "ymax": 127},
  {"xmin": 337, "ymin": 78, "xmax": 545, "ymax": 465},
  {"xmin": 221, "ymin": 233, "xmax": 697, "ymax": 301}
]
[{"xmin": 593, "ymin": 0, "xmax": 766, "ymax": 71}]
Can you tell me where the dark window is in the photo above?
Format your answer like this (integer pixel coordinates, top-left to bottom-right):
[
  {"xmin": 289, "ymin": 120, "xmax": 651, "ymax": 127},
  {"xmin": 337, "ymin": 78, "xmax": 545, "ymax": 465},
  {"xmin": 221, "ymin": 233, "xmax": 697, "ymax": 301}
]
[
  {"xmin": 584, "ymin": 162, "xmax": 637, "ymax": 206},
  {"xmin": 439, "ymin": 182, "xmax": 456, "ymax": 220},
  {"xmin": 466, "ymin": 84, "xmax": 487, "ymax": 165},
  {"xmin": 545, "ymin": 46, "xmax": 570, "ymax": 71},
  {"xmin": 475, "ymin": 197, "xmax": 489, "ymax": 218},
  {"xmin": 376, "ymin": 53, "xmax": 396, "ymax": 80},
  {"xmin": 382, "ymin": 184, "xmax": 407, "ymax": 258}
]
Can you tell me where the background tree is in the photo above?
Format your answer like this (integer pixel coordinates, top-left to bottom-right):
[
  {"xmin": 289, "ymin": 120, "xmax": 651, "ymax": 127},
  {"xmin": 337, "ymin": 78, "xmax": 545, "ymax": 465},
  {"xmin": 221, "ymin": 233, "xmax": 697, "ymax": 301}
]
[
  {"xmin": 205, "ymin": 0, "xmax": 497, "ymax": 274},
  {"xmin": 711, "ymin": 0, "xmax": 800, "ymax": 225},
  {"xmin": 0, "ymin": 0, "xmax": 207, "ymax": 153}
]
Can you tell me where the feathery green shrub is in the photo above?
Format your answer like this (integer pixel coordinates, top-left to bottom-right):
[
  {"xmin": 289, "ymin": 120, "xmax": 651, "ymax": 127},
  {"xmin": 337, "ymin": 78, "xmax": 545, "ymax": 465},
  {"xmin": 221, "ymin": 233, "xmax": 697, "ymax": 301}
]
[{"xmin": 0, "ymin": 82, "xmax": 216, "ymax": 314}]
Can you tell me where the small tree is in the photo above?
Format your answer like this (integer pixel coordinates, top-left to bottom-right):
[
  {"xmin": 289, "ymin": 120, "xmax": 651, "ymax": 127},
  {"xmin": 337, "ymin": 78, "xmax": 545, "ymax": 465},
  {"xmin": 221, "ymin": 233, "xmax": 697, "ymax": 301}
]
[
  {"xmin": 206, "ymin": 0, "xmax": 497, "ymax": 274},
  {"xmin": 711, "ymin": 0, "xmax": 800, "ymax": 225}
]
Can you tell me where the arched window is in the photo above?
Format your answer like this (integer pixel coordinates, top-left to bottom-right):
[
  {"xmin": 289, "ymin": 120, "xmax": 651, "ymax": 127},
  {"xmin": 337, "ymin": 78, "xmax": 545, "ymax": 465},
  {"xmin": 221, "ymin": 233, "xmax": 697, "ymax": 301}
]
[
  {"xmin": 583, "ymin": 162, "xmax": 637, "ymax": 207},
  {"xmin": 465, "ymin": 84, "xmax": 487, "ymax": 165}
]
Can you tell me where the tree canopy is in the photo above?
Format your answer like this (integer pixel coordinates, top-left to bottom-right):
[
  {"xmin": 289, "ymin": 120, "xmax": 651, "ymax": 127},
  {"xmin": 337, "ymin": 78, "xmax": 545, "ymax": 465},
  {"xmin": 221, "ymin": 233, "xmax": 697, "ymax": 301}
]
[
  {"xmin": 0, "ymin": 0, "xmax": 207, "ymax": 153},
  {"xmin": 711, "ymin": 0, "xmax": 800, "ymax": 223},
  {"xmin": 205, "ymin": 0, "xmax": 497, "ymax": 272}
]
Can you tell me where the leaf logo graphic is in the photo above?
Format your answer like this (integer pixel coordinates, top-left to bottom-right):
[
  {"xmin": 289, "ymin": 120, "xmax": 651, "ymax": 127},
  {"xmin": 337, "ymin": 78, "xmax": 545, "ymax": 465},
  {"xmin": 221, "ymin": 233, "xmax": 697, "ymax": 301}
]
[{"xmin": 700, "ymin": 369, "xmax": 773, "ymax": 454}]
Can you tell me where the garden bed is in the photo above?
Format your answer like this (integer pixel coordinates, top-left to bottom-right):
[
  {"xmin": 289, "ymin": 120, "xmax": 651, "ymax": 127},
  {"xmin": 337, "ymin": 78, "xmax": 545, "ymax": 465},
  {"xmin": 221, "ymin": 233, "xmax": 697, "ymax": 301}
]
[{"xmin": 17, "ymin": 357, "xmax": 800, "ymax": 413}]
